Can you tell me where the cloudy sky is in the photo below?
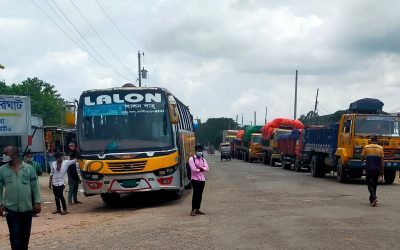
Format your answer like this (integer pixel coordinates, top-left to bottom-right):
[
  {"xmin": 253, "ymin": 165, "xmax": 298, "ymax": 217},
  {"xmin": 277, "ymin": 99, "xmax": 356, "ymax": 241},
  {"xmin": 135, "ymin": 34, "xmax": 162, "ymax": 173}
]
[{"xmin": 1, "ymin": 0, "xmax": 399, "ymax": 125}]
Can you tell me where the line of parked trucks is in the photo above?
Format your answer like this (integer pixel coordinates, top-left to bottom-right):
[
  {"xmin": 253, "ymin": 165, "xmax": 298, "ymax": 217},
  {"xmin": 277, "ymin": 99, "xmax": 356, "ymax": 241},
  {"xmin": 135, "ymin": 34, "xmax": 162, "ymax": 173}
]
[{"xmin": 222, "ymin": 98, "xmax": 400, "ymax": 184}]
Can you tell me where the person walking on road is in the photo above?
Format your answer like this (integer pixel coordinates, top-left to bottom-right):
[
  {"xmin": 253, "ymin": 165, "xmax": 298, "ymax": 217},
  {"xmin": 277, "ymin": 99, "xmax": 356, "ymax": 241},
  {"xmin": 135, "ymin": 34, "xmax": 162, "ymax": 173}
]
[
  {"xmin": 49, "ymin": 152, "xmax": 76, "ymax": 215},
  {"xmin": 361, "ymin": 135, "xmax": 384, "ymax": 207},
  {"xmin": 189, "ymin": 144, "xmax": 209, "ymax": 216},
  {"xmin": 0, "ymin": 146, "xmax": 42, "ymax": 250}
]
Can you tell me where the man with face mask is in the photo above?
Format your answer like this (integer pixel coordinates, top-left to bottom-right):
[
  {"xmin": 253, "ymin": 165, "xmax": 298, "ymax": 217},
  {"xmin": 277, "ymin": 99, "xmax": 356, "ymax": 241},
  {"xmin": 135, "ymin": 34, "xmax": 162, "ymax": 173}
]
[
  {"xmin": 0, "ymin": 145, "xmax": 42, "ymax": 250},
  {"xmin": 24, "ymin": 151, "xmax": 42, "ymax": 177},
  {"xmin": 188, "ymin": 144, "xmax": 209, "ymax": 216}
]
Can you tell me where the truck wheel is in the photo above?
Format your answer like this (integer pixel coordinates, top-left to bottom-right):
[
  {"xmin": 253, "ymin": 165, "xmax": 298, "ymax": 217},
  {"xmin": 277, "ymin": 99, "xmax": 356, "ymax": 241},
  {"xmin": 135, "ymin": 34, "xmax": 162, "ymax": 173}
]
[
  {"xmin": 336, "ymin": 158, "xmax": 347, "ymax": 183},
  {"xmin": 245, "ymin": 152, "xmax": 249, "ymax": 162},
  {"xmin": 270, "ymin": 157, "xmax": 275, "ymax": 167},
  {"xmin": 384, "ymin": 170, "xmax": 396, "ymax": 184},
  {"xmin": 283, "ymin": 162, "xmax": 291, "ymax": 170},
  {"xmin": 311, "ymin": 156, "xmax": 324, "ymax": 177},
  {"xmin": 294, "ymin": 160, "xmax": 302, "ymax": 172},
  {"xmin": 262, "ymin": 153, "xmax": 267, "ymax": 165},
  {"xmin": 311, "ymin": 156, "xmax": 318, "ymax": 177},
  {"xmin": 349, "ymin": 169, "xmax": 363, "ymax": 179},
  {"xmin": 100, "ymin": 193, "xmax": 121, "ymax": 205},
  {"xmin": 249, "ymin": 157, "xmax": 253, "ymax": 163}
]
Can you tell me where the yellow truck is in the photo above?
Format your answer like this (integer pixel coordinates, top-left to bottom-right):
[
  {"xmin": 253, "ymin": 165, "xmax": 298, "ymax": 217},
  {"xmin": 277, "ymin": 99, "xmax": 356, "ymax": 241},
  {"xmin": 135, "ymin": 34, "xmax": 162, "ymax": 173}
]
[{"xmin": 302, "ymin": 98, "xmax": 400, "ymax": 183}]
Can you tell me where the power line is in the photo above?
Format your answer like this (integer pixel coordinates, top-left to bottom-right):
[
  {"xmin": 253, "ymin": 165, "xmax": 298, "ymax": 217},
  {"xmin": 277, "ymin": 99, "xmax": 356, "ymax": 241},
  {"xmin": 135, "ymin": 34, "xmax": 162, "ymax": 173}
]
[
  {"xmin": 31, "ymin": 0, "xmax": 125, "ymax": 81},
  {"xmin": 69, "ymin": 0, "xmax": 133, "ymax": 76},
  {"xmin": 44, "ymin": 0, "xmax": 88, "ymax": 54},
  {"xmin": 50, "ymin": 0, "xmax": 131, "ymax": 81},
  {"xmin": 95, "ymin": 0, "xmax": 139, "ymax": 51}
]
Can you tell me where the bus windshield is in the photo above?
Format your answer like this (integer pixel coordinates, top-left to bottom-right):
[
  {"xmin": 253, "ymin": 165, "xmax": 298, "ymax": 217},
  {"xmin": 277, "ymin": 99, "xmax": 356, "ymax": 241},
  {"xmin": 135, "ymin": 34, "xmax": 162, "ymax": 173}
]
[
  {"xmin": 77, "ymin": 89, "xmax": 174, "ymax": 153},
  {"xmin": 355, "ymin": 115, "xmax": 400, "ymax": 136}
]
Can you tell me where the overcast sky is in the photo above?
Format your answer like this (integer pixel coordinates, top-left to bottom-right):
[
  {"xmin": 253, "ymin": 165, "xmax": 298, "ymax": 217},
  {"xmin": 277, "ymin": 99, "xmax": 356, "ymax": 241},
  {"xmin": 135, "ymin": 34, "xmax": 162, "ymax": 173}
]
[{"xmin": 1, "ymin": 0, "xmax": 399, "ymax": 125}]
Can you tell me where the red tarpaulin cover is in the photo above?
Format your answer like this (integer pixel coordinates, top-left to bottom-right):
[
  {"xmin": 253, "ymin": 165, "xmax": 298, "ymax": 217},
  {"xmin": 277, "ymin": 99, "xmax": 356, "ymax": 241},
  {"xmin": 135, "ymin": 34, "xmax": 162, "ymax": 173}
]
[
  {"xmin": 261, "ymin": 118, "xmax": 304, "ymax": 139},
  {"xmin": 236, "ymin": 130, "xmax": 244, "ymax": 140}
]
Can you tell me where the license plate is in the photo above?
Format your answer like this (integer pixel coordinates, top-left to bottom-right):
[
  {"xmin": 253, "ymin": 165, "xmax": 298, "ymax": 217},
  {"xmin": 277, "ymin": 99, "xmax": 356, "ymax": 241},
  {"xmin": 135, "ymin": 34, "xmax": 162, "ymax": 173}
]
[{"xmin": 119, "ymin": 179, "xmax": 139, "ymax": 188}]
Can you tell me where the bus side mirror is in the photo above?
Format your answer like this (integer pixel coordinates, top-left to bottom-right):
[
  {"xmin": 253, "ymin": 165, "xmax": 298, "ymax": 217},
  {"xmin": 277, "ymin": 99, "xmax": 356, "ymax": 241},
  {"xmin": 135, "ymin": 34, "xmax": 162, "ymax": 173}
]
[{"xmin": 167, "ymin": 95, "xmax": 180, "ymax": 124}]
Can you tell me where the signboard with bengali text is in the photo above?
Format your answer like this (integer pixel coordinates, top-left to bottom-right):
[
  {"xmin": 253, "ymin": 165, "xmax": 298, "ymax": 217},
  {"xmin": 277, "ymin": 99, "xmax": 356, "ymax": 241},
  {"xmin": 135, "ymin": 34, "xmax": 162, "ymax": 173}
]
[{"xmin": 0, "ymin": 95, "xmax": 31, "ymax": 136}]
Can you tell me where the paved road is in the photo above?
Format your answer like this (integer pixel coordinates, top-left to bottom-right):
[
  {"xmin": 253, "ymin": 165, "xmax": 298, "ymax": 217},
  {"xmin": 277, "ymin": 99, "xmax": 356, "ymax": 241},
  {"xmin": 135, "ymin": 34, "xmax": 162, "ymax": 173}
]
[{"xmin": 2, "ymin": 153, "xmax": 400, "ymax": 249}]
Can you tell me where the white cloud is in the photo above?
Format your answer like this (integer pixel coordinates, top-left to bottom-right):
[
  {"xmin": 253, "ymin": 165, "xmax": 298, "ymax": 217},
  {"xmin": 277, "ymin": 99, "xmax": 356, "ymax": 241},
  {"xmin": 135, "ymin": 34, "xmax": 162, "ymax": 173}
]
[{"xmin": 1, "ymin": 0, "xmax": 400, "ymax": 125}]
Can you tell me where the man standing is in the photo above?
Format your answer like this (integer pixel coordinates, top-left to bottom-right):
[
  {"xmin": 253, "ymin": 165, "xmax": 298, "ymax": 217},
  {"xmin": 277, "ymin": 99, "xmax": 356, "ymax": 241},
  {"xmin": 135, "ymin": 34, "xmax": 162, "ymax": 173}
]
[
  {"xmin": 361, "ymin": 135, "xmax": 384, "ymax": 207},
  {"xmin": 49, "ymin": 152, "xmax": 76, "ymax": 215},
  {"xmin": 67, "ymin": 152, "xmax": 81, "ymax": 205},
  {"xmin": 23, "ymin": 150, "xmax": 42, "ymax": 177},
  {"xmin": 0, "ymin": 146, "xmax": 42, "ymax": 250}
]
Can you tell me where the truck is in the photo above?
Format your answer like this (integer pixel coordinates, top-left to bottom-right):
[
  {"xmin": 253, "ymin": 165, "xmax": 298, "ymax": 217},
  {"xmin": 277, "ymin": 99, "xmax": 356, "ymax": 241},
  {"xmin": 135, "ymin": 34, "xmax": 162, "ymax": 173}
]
[
  {"xmin": 233, "ymin": 130, "xmax": 244, "ymax": 159},
  {"xmin": 241, "ymin": 126, "xmax": 263, "ymax": 163},
  {"xmin": 222, "ymin": 129, "xmax": 238, "ymax": 157},
  {"xmin": 277, "ymin": 129, "xmax": 302, "ymax": 170},
  {"xmin": 222, "ymin": 130, "xmax": 238, "ymax": 143},
  {"xmin": 261, "ymin": 118, "xmax": 304, "ymax": 166},
  {"xmin": 299, "ymin": 98, "xmax": 400, "ymax": 184}
]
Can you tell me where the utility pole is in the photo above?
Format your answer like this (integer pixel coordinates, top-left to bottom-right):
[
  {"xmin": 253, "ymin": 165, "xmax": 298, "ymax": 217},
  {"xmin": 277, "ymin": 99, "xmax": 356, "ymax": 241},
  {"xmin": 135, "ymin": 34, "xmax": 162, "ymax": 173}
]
[
  {"xmin": 254, "ymin": 111, "xmax": 256, "ymax": 126},
  {"xmin": 241, "ymin": 113, "xmax": 243, "ymax": 128},
  {"xmin": 314, "ymin": 88, "xmax": 319, "ymax": 114},
  {"xmin": 236, "ymin": 114, "xmax": 238, "ymax": 130},
  {"xmin": 294, "ymin": 70, "xmax": 298, "ymax": 120},
  {"xmin": 138, "ymin": 51, "xmax": 142, "ymax": 87},
  {"xmin": 264, "ymin": 106, "xmax": 267, "ymax": 124}
]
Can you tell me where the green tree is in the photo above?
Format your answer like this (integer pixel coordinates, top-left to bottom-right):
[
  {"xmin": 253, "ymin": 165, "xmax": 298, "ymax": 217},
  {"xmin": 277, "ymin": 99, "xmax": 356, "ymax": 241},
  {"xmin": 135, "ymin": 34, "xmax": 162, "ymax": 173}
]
[
  {"xmin": 2, "ymin": 77, "xmax": 65, "ymax": 125},
  {"xmin": 196, "ymin": 117, "xmax": 239, "ymax": 148}
]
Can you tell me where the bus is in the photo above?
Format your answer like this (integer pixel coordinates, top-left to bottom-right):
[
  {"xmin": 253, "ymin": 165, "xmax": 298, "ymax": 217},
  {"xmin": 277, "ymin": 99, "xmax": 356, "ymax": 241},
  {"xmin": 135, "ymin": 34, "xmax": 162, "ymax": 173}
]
[{"xmin": 76, "ymin": 86, "xmax": 196, "ymax": 204}]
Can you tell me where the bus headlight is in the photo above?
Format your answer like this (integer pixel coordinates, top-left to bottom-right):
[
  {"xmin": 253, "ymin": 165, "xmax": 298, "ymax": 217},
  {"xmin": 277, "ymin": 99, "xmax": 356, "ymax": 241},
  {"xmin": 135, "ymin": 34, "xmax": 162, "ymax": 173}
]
[
  {"xmin": 88, "ymin": 161, "xmax": 104, "ymax": 172},
  {"xmin": 154, "ymin": 166, "xmax": 178, "ymax": 177}
]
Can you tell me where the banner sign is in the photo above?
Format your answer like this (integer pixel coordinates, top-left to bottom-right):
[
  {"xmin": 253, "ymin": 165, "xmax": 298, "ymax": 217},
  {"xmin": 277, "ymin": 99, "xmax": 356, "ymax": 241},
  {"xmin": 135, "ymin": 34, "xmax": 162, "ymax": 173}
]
[{"xmin": 0, "ymin": 95, "xmax": 31, "ymax": 135}]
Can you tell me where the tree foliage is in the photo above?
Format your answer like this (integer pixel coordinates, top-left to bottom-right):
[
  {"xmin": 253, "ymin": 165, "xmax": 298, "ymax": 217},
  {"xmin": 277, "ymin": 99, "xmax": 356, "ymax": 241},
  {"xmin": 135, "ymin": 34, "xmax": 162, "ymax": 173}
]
[
  {"xmin": 195, "ymin": 117, "xmax": 239, "ymax": 148},
  {"xmin": 1, "ymin": 77, "xmax": 65, "ymax": 126}
]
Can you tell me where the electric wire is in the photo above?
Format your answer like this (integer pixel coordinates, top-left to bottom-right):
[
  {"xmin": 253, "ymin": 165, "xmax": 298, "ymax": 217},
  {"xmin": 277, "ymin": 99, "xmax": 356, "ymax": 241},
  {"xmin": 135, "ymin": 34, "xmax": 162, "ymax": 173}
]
[
  {"xmin": 44, "ymin": 0, "xmax": 88, "ymax": 54},
  {"xmin": 69, "ymin": 0, "xmax": 134, "ymax": 75},
  {"xmin": 94, "ymin": 0, "xmax": 139, "ymax": 51},
  {"xmin": 31, "ymin": 0, "xmax": 126, "ymax": 81},
  {"xmin": 50, "ymin": 0, "xmax": 131, "ymax": 81}
]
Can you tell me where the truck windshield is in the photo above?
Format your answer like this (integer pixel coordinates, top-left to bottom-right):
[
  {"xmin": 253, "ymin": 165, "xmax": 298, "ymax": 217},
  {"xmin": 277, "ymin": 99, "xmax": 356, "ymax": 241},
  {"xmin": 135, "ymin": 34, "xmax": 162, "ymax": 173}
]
[
  {"xmin": 355, "ymin": 116, "xmax": 400, "ymax": 136},
  {"xmin": 252, "ymin": 135, "xmax": 262, "ymax": 144},
  {"xmin": 77, "ymin": 90, "xmax": 174, "ymax": 153}
]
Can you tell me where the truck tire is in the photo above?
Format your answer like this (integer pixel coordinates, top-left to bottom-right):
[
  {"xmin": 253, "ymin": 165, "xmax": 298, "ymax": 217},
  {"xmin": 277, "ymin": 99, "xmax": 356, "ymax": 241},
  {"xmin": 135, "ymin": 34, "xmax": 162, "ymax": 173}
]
[
  {"xmin": 249, "ymin": 156, "xmax": 253, "ymax": 163},
  {"xmin": 283, "ymin": 162, "xmax": 291, "ymax": 170},
  {"xmin": 336, "ymin": 158, "xmax": 347, "ymax": 183},
  {"xmin": 294, "ymin": 160, "xmax": 302, "ymax": 172},
  {"xmin": 311, "ymin": 156, "xmax": 318, "ymax": 177},
  {"xmin": 311, "ymin": 156, "xmax": 324, "ymax": 177},
  {"xmin": 100, "ymin": 193, "xmax": 121, "ymax": 205},
  {"xmin": 262, "ymin": 153, "xmax": 267, "ymax": 165},
  {"xmin": 384, "ymin": 170, "xmax": 396, "ymax": 184},
  {"xmin": 270, "ymin": 156, "xmax": 275, "ymax": 167},
  {"xmin": 349, "ymin": 169, "xmax": 363, "ymax": 179}
]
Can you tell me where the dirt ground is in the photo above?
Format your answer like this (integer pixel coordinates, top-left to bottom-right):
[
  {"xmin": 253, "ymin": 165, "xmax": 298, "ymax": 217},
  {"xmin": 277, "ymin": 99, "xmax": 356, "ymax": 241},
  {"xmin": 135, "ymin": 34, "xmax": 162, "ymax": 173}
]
[{"xmin": 2, "ymin": 153, "xmax": 400, "ymax": 249}]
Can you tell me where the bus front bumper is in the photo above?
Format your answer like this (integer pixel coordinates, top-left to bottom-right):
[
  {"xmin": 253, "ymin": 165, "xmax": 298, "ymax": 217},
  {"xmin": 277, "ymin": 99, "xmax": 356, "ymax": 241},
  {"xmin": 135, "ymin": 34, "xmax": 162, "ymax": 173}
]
[{"xmin": 82, "ymin": 170, "xmax": 181, "ymax": 195}]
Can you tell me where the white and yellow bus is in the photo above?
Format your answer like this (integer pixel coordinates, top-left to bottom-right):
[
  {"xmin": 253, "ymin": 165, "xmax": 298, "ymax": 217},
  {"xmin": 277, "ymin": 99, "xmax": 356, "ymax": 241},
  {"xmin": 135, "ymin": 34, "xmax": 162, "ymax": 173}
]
[{"xmin": 76, "ymin": 86, "xmax": 195, "ymax": 204}]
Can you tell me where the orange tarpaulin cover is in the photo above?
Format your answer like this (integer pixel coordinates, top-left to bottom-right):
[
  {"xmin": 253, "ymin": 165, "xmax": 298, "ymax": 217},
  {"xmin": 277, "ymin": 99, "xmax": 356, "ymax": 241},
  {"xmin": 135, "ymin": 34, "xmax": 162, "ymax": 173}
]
[
  {"xmin": 261, "ymin": 118, "xmax": 304, "ymax": 139},
  {"xmin": 236, "ymin": 130, "xmax": 244, "ymax": 140}
]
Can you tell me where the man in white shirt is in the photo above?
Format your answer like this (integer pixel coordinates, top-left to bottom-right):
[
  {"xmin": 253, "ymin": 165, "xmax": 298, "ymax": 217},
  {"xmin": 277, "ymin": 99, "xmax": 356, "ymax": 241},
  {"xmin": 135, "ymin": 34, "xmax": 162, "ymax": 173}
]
[{"xmin": 48, "ymin": 152, "xmax": 76, "ymax": 215}]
